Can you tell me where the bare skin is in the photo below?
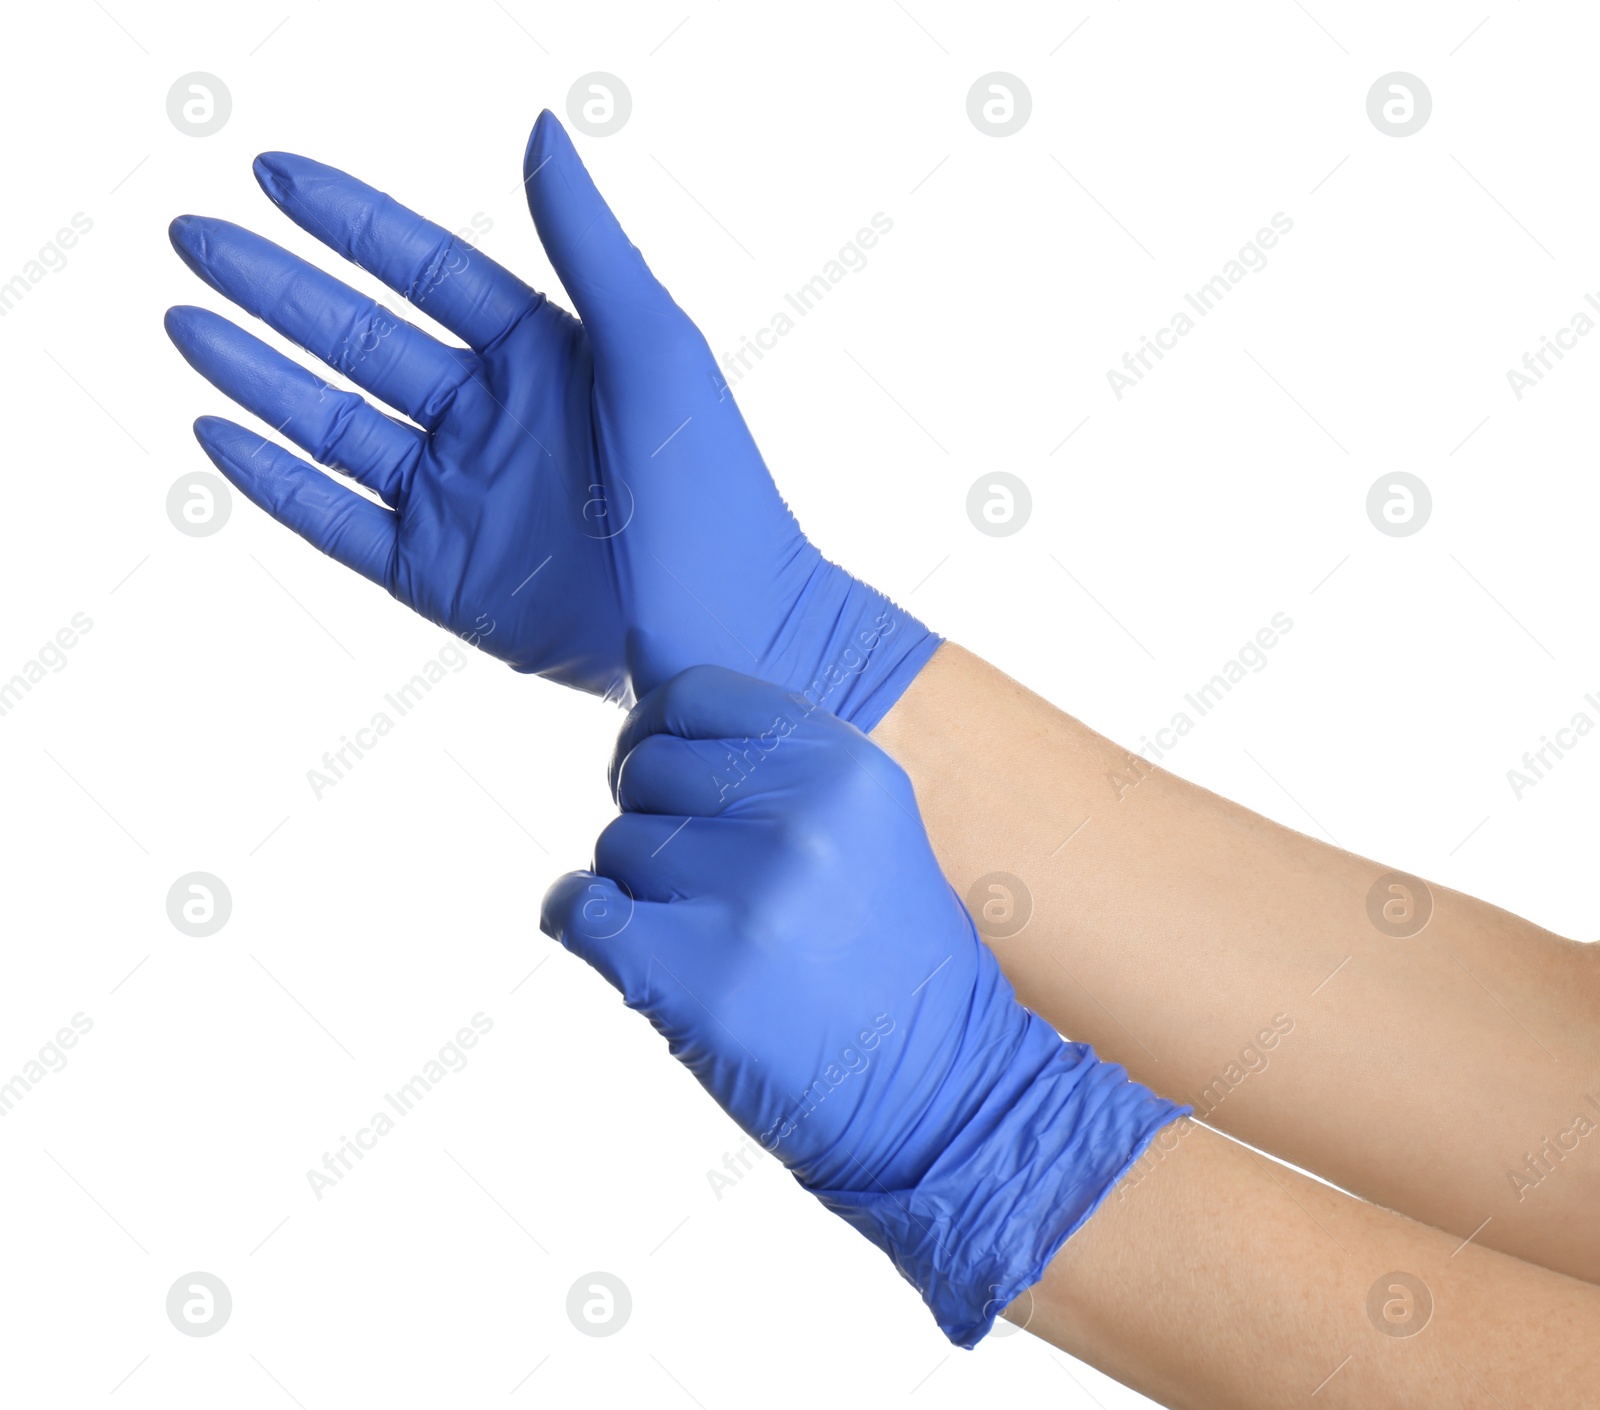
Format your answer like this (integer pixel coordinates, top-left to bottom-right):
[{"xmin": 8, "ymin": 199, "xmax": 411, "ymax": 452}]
[
  {"xmin": 1010, "ymin": 1119, "xmax": 1600, "ymax": 1409},
  {"xmin": 874, "ymin": 644, "xmax": 1600, "ymax": 1283}
]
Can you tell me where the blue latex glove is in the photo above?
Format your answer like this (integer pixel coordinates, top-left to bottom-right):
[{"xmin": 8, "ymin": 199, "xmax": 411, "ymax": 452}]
[
  {"xmin": 164, "ymin": 111, "xmax": 938, "ymax": 725},
  {"xmin": 542, "ymin": 666, "xmax": 1188, "ymax": 1346}
]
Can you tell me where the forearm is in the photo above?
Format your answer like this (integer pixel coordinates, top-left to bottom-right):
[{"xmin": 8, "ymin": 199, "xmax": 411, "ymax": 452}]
[
  {"xmin": 1017, "ymin": 1120, "xmax": 1600, "ymax": 1409},
  {"xmin": 874, "ymin": 643, "xmax": 1600, "ymax": 1281}
]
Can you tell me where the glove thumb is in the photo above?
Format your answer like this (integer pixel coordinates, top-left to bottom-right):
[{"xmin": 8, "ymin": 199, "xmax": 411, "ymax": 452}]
[{"xmin": 523, "ymin": 110, "xmax": 680, "ymax": 358}]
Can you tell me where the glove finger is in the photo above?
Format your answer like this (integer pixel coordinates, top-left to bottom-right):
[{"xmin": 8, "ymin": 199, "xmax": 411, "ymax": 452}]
[
  {"xmin": 610, "ymin": 665, "xmax": 827, "ymax": 800},
  {"xmin": 169, "ymin": 215, "xmax": 476, "ymax": 431},
  {"xmin": 523, "ymin": 110, "xmax": 682, "ymax": 359},
  {"xmin": 540, "ymin": 869, "xmax": 678, "ymax": 1008},
  {"xmin": 615, "ymin": 730, "xmax": 786, "ymax": 818},
  {"xmin": 193, "ymin": 415, "xmax": 395, "ymax": 586},
  {"xmin": 542, "ymin": 872, "xmax": 739, "ymax": 1072},
  {"xmin": 594, "ymin": 809, "xmax": 749, "ymax": 904},
  {"xmin": 166, "ymin": 305, "xmax": 418, "ymax": 507},
  {"xmin": 253, "ymin": 151, "xmax": 542, "ymax": 354}
]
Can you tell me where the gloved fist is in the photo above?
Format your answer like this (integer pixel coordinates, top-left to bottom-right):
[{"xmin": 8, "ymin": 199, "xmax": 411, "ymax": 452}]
[
  {"xmin": 542, "ymin": 667, "xmax": 1187, "ymax": 1345},
  {"xmin": 165, "ymin": 111, "xmax": 937, "ymax": 725}
]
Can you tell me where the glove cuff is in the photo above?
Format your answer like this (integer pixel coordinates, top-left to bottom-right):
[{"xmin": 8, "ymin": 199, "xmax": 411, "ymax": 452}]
[
  {"xmin": 815, "ymin": 1019, "xmax": 1189, "ymax": 1348},
  {"xmin": 779, "ymin": 564, "xmax": 941, "ymax": 734}
]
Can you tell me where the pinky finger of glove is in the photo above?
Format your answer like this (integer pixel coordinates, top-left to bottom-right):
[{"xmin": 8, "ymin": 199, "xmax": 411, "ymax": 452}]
[{"xmin": 193, "ymin": 415, "xmax": 397, "ymax": 588}]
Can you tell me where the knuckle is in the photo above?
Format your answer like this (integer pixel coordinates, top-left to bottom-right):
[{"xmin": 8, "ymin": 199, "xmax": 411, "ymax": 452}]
[
  {"xmin": 405, "ymin": 233, "xmax": 465, "ymax": 307},
  {"xmin": 313, "ymin": 390, "xmax": 363, "ymax": 466}
]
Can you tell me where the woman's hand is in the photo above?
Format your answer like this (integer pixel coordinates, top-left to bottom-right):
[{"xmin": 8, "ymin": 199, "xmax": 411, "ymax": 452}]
[
  {"xmin": 165, "ymin": 112, "xmax": 936, "ymax": 724},
  {"xmin": 542, "ymin": 666, "xmax": 1186, "ymax": 1345}
]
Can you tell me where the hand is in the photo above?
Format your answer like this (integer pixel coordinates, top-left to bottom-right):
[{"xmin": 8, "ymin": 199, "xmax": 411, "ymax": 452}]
[
  {"xmin": 541, "ymin": 666, "xmax": 1187, "ymax": 1345},
  {"xmin": 165, "ymin": 111, "xmax": 937, "ymax": 723}
]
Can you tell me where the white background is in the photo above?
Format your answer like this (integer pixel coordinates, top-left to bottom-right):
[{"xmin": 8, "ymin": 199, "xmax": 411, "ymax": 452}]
[{"xmin": 2, "ymin": 1, "xmax": 1597, "ymax": 1405}]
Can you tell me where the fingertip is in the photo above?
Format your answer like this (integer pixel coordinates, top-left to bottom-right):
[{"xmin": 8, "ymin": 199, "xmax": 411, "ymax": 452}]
[
  {"xmin": 192, "ymin": 414, "xmax": 246, "ymax": 457},
  {"xmin": 165, "ymin": 300, "xmax": 221, "ymax": 331},
  {"xmin": 540, "ymin": 869, "xmax": 629, "ymax": 947},
  {"xmin": 168, "ymin": 213, "xmax": 200, "ymax": 254},
  {"xmin": 256, "ymin": 151, "xmax": 374, "ymax": 234},
  {"xmin": 537, "ymin": 871, "xmax": 575, "ymax": 941},
  {"xmin": 168, "ymin": 216, "xmax": 225, "ymax": 286},
  {"xmin": 529, "ymin": 108, "xmax": 562, "ymax": 152},
  {"xmin": 252, "ymin": 151, "xmax": 292, "ymax": 198},
  {"xmin": 525, "ymin": 108, "xmax": 584, "ymax": 190}
]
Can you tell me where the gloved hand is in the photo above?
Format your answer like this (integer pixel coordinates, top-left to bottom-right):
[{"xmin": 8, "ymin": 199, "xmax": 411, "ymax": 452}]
[
  {"xmin": 542, "ymin": 666, "xmax": 1188, "ymax": 1346},
  {"xmin": 164, "ymin": 110, "xmax": 938, "ymax": 726}
]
